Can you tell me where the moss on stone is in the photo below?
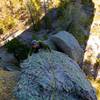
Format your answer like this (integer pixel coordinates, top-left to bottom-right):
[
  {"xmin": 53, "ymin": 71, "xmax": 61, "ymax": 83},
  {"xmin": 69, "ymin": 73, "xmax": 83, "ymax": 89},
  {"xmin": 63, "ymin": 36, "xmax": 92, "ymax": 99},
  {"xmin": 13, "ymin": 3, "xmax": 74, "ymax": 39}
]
[
  {"xmin": 68, "ymin": 23, "xmax": 88, "ymax": 45},
  {"xmin": 0, "ymin": 70, "xmax": 19, "ymax": 100}
]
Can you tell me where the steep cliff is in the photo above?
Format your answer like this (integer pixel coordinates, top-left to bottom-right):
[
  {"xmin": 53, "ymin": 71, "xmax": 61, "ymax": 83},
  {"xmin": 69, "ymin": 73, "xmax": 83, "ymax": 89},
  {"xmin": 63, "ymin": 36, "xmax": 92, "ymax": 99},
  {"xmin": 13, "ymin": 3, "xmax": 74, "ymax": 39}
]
[{"xmin": 83, "ymin": 0, "xmax": 100, "ymax": 79}]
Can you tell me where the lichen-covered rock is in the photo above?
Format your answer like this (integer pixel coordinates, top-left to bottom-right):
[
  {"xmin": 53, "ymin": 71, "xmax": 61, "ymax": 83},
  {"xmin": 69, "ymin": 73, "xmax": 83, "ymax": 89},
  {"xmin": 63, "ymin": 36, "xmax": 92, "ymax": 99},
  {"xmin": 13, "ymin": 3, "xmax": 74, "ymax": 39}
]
[
  {"xmin": 14, "ymin": 50, "xmax": 96, "ymax": 100},
  {"xmin": 44, "ymin": 39, "xmax": 57, "ymax": 50},
  {"xmin": 0, "ymin": 70, "xmax": 20, "ymax": 100},
  {"xmin": 55, "ymin": 0, "xmax": 94, "ymax": 45},
  {"xmin": 51, "ymin": 31, "xmax": 84, "ymax": 65}
]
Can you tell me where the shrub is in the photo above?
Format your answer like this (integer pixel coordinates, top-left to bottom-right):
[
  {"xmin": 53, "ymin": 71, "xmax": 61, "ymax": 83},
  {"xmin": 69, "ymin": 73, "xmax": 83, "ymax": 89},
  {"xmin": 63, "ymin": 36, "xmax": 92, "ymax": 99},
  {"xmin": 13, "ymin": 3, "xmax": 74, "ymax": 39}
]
[
  {"xmin": 0, "ymin": 16, "xmax": 16, "ymax": 33},
  {"xmin": 0, "ymin": 28, "xmax": 3, "ymax": 34},
  {"xmin": 32, "ymin": 34, "xmax": 48, "ymax": 41},
  {"xmin": 26, "ymin": 0, "xmax": 42, "ymax": 31},
  {"xmin": 89, "ymin": 78, "xmax": 100, "ymax": 100},
  {"xmin": 5, "ymin": 38, "xmax": 30, "ymax": 63},
  {"xmin": 43, "ymin": 34, "xmax": 48, "ymax": 40},
  {"xmin": 0, "ymin": 0, "xmax": 28, "ymax": 34},
  {"xmin": 33, "ymin": 21, "xmax": 41, "ymax": 32},
  {"xmin": 81, "ymin": 0, "xmax": 94, "ymax": 6},
  {"xmin": 4, "ymin": 16, "xmax": 16, "ymax": 30},
  {"xmin": 67, "ymin": 23, "xmax": 89, "ymax": 45},
  {"xmin": 32, "ymin": 34, "xmax": 39, "ymax": 40},
  {"xmin": 44, "ymin": 16, "xmax": 52, "ymax": 29},
  {"xmin": 57, "ymin": 0, "xmax": 71, "ymax": 18}
]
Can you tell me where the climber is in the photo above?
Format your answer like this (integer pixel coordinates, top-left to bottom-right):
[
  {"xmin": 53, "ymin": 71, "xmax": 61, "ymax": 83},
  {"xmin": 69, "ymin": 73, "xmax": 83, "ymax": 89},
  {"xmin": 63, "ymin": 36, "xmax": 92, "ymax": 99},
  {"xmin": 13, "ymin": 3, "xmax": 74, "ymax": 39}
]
[
  {"xmin": 31, "ymin": 40, "xmax": 40, "ymax": 53},
  {"xmin": 29, "ymin": 40, "xmax": 51, "ymax": 55}
]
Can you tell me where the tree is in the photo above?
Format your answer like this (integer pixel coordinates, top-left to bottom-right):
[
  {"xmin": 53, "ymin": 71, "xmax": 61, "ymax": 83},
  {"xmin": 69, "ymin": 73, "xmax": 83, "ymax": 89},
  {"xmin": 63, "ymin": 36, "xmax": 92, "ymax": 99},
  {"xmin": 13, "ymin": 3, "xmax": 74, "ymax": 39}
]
[{"xmin": 25, "ymin": 0, "xmax": 42, "ymax": 31}]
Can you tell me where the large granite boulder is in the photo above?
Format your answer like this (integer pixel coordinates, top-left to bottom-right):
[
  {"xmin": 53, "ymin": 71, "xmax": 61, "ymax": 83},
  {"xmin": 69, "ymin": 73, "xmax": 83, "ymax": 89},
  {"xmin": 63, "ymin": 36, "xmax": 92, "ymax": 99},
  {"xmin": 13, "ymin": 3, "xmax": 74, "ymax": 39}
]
[
  {"xmin": 0, "ymin": 70, "xmax": 20, "ymax": 100},
  {"xmin": 44, "ymin": 39, "xmax": 57, "ymax": 50},
  {"xmin": 51, "ymin": 31, "xmax": 84, "ymax": 65},
  {"xmin": 14, "ymin": 50, "xmax": 96, "ymax": 100}
]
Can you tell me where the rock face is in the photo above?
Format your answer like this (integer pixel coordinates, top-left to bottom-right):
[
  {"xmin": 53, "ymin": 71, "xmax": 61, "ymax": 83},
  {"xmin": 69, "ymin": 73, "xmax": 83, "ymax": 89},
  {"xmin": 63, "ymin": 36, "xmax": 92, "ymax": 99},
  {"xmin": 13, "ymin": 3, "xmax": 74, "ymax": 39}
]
[
  {"xmin": 83, "ymin": 0, "xmax": 100, "ymax": 78},
  {"xmin": 0, "ymin": 70, "xmax": 20, "ymax": 100},
  {"xmin": 14, "ymin": 50, "xmax": 96, "ymax": 100},
  {"xmin": 51, "ymin": 31, "xmax": 84, "ymax": 65},
  {"xmin": 0, "ymin": 47, "xmax": 19, "ymax": 71}
]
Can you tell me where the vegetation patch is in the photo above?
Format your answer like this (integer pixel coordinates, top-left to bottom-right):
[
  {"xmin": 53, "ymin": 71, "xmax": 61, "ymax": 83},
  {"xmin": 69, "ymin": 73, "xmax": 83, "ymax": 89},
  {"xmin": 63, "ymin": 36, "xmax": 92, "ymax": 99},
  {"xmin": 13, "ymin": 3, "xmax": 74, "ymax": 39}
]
[
  {"xmin": 68, "ymin": 23, "xmax": 89, "ymax": 45},
  {"xmin": 89, "ymin": 78, "xmax": 100, "ymax": 100},
  {"xmin": 0, "ymin": 70, "xmax": 18, "ymax": 100},
  {"xmin": 5, "ymin": 38, "xmax": 30, "ymax": 63}
]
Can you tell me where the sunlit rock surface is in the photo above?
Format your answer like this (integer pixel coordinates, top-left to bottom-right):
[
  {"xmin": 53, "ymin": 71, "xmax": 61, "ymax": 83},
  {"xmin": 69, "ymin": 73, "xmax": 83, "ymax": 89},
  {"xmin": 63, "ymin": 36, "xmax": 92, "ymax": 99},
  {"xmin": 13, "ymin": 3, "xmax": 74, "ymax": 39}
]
[
  {"xmin": 14, "ymin": 50, "xmax": 96, "ymax": 100},
  {"xmin": 83, "ymin": 0, "xmax": 100, "ymax": 78}
]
